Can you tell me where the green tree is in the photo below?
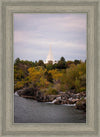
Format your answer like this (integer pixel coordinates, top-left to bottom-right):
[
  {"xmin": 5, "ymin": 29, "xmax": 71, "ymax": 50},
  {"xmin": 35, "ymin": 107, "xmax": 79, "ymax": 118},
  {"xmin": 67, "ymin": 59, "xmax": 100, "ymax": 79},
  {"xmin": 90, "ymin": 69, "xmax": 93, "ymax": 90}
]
[
  {"xmin": 46, "ymin": 64, "xmax": 53, "ymax": 70},
  {"xmin": 66, "ymin": 60, "xmax": 74, "ymax": 68},
  {"xmin": 60, "ymin": 56, "xmax": 65, "ymax": 62},
  {"xmin": 14, "ymin": 58, "xmax": 20, "ymax": 65},
  {"xmin": 34, "ymin": 61, "xmax": 38, "ymax": 66},
  {"xmin": 57, "ymin": 57, "xmax": 66, "ymax": 69},
  {"xmin": 37, "ymin": 60, "xmax": 45, "ymax": 67},
  {"xmin": 74, "ymin": 60, "xmax": 81, "ymax": 65}
]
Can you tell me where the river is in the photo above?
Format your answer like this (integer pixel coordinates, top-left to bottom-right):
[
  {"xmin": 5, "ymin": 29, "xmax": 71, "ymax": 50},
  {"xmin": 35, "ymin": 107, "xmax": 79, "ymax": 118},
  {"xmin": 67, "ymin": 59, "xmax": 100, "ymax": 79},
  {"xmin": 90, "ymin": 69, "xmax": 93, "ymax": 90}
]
[{"xmin": 14, "ymin": 95, "xmax": 86, "ymax": 123}]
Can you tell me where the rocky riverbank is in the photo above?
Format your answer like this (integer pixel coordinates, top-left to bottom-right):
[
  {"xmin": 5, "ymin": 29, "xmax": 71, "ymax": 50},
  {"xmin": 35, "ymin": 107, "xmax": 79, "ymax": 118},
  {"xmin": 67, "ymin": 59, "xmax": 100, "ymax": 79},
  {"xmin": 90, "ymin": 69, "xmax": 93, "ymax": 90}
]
[{"xmin": 16, "ymin": 88, "xmax": 86, "ymax": 111}]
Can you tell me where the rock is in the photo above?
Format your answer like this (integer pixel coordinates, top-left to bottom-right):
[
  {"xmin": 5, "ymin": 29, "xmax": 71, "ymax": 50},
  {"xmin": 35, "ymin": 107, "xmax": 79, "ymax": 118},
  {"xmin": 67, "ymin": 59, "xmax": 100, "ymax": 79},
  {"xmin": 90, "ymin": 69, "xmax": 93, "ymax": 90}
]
[
  {"xmin": 54, "ymin": 100, "xmax": 62, "ymax": 105},
  {"xmin": 68, "ymin": 100, "xmax": 75, "ymax": 104},
  {"xmin": 52, "ymin": 96, "xmax": 62, "ymax": 104},
  {"xmin": 75, "ymin": 98, "xmax": 86, "ymax": 111},
  {"xmin": 17, "ymin": 88, "xmax": 36, "ymax": 96},
  {"xmin": 61, "ymin": 100, "xmax": 67, "ymax": 104},
  {"xmin": 20, "ymin": 95, "xmax": 35, "ymax": 99}
]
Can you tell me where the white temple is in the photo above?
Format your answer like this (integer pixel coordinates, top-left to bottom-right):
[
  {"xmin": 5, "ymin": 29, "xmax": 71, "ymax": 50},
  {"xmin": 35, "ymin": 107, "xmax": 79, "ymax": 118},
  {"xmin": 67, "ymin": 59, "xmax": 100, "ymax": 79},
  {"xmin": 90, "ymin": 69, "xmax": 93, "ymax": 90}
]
[{"xmin": 45, "ymin": 45, "xmax": 54, "ymax": 64}]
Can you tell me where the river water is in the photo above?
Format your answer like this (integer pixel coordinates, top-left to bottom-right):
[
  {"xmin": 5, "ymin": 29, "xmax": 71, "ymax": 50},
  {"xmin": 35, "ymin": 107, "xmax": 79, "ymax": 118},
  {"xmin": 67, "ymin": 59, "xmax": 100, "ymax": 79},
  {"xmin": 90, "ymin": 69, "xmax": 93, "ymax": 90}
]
[{"xmin": 14, "ymin": 95, "xmax": 86, "ymax": 123}]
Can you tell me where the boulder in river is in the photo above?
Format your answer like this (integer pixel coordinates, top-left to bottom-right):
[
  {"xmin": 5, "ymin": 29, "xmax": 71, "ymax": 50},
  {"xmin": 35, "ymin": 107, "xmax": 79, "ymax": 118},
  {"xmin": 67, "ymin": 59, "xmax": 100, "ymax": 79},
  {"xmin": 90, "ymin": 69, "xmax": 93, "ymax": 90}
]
[
  {"xmin": 52, "ymin": 96, "xmax": 62, "ymax": 104},
  {"xmin": 75, "ymin": 98, "xmax": 86, "ymax": 111}
]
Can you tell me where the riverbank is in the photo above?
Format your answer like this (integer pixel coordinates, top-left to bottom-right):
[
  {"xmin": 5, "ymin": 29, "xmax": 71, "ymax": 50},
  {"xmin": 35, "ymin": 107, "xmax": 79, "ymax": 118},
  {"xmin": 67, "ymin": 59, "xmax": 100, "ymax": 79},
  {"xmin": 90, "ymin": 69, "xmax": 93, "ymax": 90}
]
[{"xmin": 15, "ymin": 88, "xmax": 86, "ymax": 111}]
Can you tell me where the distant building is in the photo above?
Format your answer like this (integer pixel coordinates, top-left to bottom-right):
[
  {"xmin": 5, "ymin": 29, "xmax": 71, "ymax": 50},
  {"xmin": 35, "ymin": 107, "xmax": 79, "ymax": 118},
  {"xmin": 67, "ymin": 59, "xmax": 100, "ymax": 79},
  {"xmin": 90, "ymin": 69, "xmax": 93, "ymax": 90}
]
[{"xmin": 45, "ymin": 46, "xmax": 54, "ymax": 64}]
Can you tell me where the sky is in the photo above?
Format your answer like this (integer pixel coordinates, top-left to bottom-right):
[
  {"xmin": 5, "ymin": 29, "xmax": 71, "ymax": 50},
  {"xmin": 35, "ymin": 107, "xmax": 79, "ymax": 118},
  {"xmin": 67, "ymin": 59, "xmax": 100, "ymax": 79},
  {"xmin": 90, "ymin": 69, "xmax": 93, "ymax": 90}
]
[{"xmin": 14, "ymin": 13, "xmax": 87, "ymax": 62}]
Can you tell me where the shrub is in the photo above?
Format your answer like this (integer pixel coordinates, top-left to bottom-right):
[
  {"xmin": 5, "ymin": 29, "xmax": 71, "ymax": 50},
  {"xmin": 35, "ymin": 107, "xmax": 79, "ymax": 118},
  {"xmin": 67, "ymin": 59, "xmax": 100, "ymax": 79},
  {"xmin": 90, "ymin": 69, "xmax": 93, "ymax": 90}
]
[
  {"xmin": 79, "ymin": 87, "xmax": 86, "ymax": 92},
  {"xmin": 66, "ymin": 63, "xmax": 86, "ymax": 92},
  {"xmin": 46, "ymin": 88, "xmax": 58, "ymax": 95},
  {"xmin": 14, "ymin": 80, "xmax": 24, "ymax": 91}
]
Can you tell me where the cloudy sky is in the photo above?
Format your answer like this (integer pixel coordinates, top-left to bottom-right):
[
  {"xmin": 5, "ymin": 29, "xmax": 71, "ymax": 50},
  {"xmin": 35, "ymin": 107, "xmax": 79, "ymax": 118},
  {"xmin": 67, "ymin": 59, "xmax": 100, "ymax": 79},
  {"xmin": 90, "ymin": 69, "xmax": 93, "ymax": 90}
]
[{"xmin": 14, "ymin": 13, "xmax": 87, "ymax": 62}]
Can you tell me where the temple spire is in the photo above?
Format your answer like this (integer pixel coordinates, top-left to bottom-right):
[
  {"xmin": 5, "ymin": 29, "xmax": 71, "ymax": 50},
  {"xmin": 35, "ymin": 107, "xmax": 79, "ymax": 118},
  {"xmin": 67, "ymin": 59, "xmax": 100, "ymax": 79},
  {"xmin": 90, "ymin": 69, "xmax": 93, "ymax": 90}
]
[{"xmin": 45, "ymin": 45, "xmax": 54, "ymax": 64}]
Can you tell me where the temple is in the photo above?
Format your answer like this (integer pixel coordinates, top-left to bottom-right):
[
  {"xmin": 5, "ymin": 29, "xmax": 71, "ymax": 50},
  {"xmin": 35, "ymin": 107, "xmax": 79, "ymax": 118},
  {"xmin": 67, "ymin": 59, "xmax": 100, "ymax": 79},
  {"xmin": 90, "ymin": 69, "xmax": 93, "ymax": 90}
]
[{"xmin": 45, "ymin": 45, "xmax": 55, "ymax": 64}]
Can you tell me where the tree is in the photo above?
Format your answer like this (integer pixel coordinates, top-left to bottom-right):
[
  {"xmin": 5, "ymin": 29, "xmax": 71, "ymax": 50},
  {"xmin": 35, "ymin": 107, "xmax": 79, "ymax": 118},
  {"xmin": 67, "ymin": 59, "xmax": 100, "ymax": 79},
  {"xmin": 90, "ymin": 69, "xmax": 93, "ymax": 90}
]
[
  {"xmin": 53, "ymin": 63, "xmax": 58, "ymax": 69},
  {"xmin": 34, "ymin": 61, "xmax": 38, "ymax": 66},
  {"xmin": 66, "ymin": 61, "xmax": 74, "ymax": 68},
  {"xmin": 14, "ymin": 58, "xmax": 20, "ymax": 65},
  {"xmin": 57, "ymin": 60, "xmax": 66, "ymax": 69},
  {"xmin": 65, "ymin": 63, "xmax": 86, "ymax": 92},
  {"xmin": 75, "ymin": 77, "xmax": 80, "ymax": 92},
  {"xmin": 74, "ymin": 60, "xmax": 81, "ymax": 65},
  {"xmin": 46, "ymin": 64, "xmax": 53, "ymax": 70},
  {"xmin": 49, "ymin": 69, "xmax": 63, "ymax": 82},
  {"xmin": 28, "ymin": 67, "xmax": 49, "ymax": 89},
  {"xmin": 37, "ymin": 60, "xmax": 45, "ymax": 66},
  {"xmin": 44, "ymin": 71, "xmax": 53, "ymax": 83},
  {"xmin": 57, "ymin": 57, "xmax": 66, "ymax": 69},
  {"xmin": 60, "ymin": 56, "xmax": 65, "ymax": 62}
]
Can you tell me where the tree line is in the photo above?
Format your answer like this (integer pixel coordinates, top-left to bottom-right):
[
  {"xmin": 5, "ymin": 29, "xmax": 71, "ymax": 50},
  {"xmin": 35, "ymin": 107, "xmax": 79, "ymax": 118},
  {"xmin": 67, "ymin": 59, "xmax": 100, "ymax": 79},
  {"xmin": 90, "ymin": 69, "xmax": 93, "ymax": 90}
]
[
  {"xmin": 14, "ymin": 57, "xmax": 86, "ymax": 95},
  {"xmin": 14, "ymin": 57, "xmax": 84, "ymax": 70}
]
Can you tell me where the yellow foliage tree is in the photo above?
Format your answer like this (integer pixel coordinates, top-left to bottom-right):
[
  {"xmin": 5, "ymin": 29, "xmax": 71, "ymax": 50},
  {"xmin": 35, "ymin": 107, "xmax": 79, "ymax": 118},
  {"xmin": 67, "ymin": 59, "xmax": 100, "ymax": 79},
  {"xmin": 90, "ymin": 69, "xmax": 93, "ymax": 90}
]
[
  {"xmin": 14, "ymin": 80, "xmax": 24, "ymax": 90},
  {"xmin": 66, "ymin": 63, "xmax": 86, "ymax": 92},
  {"xmin": 48, "ymin": 69, "xmax": 63, "ymax": 82},
  {"xmin": 28, "ymin": 67, "xmax": 49, "ymax": 89}
]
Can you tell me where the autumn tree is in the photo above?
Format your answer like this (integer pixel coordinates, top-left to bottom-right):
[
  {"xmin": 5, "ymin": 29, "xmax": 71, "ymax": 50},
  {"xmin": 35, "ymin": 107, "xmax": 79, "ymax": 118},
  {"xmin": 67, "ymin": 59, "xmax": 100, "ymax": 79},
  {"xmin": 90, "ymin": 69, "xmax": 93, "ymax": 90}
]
[
  {"xmin": 65, "ymin": 62, "xmax": 86, "ymax": 92},
  {"xmin": 49, "ymin": 69, "xmax": 63, "ymax": 83},
  {"xmin": 28, "ymin": 67, "xmax": 49, "ymax": 89},
  {"xmin": 44, "ymin": 71, "xmax": 53, "ymax": 83}
]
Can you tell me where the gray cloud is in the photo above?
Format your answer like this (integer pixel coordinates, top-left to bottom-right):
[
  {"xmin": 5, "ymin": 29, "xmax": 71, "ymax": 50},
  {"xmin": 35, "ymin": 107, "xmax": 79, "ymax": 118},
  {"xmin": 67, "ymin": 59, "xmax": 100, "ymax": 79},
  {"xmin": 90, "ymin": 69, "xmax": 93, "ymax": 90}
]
[{"xmin": 14, "ymin": 13, "xmax": 87, "ymax": 62}]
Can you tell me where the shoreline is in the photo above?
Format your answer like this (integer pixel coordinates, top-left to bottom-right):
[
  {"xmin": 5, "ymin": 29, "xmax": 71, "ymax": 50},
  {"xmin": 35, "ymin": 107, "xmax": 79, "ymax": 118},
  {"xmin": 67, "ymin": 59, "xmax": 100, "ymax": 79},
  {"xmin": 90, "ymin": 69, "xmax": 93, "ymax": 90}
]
[{"xmin": 15, "ymin": 88, "xmax": 86, "ymax": 112}]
